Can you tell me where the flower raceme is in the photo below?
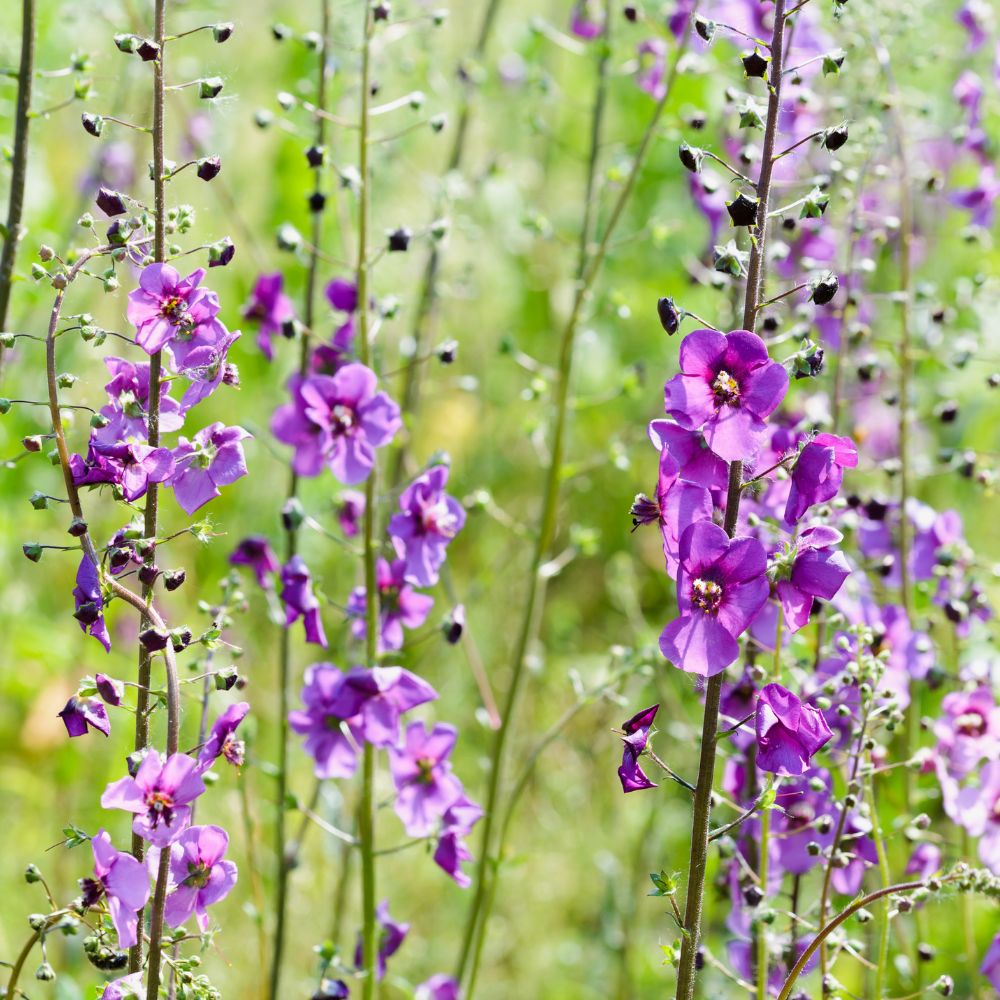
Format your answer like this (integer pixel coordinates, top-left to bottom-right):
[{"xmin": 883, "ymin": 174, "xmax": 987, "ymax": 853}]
[{"xmin": 659, "ymin": 521, "xmax": 769, "ymax": 677}]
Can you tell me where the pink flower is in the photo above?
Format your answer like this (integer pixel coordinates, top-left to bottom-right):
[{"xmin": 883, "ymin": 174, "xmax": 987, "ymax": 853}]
[
  {"xmin": 81, "ymin": 830, "xmax": 150, "ymax": 948},
  {"xmin": 163, "ymin": 825, "xmax": 238, "ymax": 931},
  {"xmin": 127, "ymin": 264, "xmax": 220, "ymax": 355}
]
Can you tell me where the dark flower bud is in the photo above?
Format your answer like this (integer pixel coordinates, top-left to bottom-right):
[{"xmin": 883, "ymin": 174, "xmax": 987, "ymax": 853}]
[
  {"xmin": 816, "ymin": 814, "xmax": 834, "ymax": 834},
  {"xmin": 959, "ymin": 451, "xmax": 976, "ymax": 478},
  {"xmin": 23, "ymin": 542, "xmax": 43, "ymax": 563},
  {"xmin": 657, "ymin": 296, "xmax": 680, "ymax": 335},
  {"xmin": 935, "ymin": 401, "xmax": 958, "ymax": 423},
  {"xmin": 932, "ymin": 976, "xmax": 954, "ymax": 996},
  {"xmin": 387, "ymin": 227, "xmax": 412, "ymax": 252},
  {"xmin": 309, "ymin": 191, "xmax": 327, "ymax": 214},
  {"xmin": 305, "ymin": 144, "xmax": 326, "ymax": 168},
  {"xmin": 678, "ymin": 142, "xmax": 704, "ymax": 173},
  {"xmin": 806, "ymin": 840, "xmax": 822, "ymax": 856},
  {"xmin": 136, "ymin": 39, "xmax": 160, "ymax": 62},
  {"xmin": 137, "ymin": 564, "xmax": 160, "ymax": 588},
  {"xmin": 81, "ymin": 113, "xmax": 104, "ymax": 137},
  {"xmin": 96, "ymin": 187, "xmax": 127, "ymax": 217},
  {"xmin": 164, "ymin": 569, "xmax": 186, "ymax": 592},
  {"xmin": 197, "ymin": 156, "xmax": 222, "ymax": 181},
  {"xmin": 623, "ymin": 4, "xmax": 638, "ymax": 21},
  {"xmin": 67, "ymin": 517, "xmax": 89, "ymax": 539},
  {"xmin": 694, "ymin": 948, "xmax": 705, "ymax": 970},
  {"xmin": 437, "ymin": 339, "xmax": 458, "ymax": 364},
  {"xmin": 35, "ymin": 962, "xmax": 56, "ymax": 982},
  {"xmin": 687, "ymin": 110, "xmax": 706, "ymax": 130},
  {"xmin": 943, "ymin": 600, "xmax": 967, "ymax": 624},
  {"xmin": 792, "ymin": 339, "xmax": 825, "ymax": 379},
  {"xmin": 213, "ymin": 22, "xmax": 234, "ymax": 43},
  {"xmin": 694, "ymin": 15, "xmax": 716, "ymax": 42},
  {"xmin": 171, "ymin": 628, "xmax": 193, "ymax": 652},
  {"xmin": 200, "ymin": 77, "xmax": 224, "ymax": 100},
  {"xmin": 442, "ymin": 605, "xmax": 465, "ymax": 644},
  {"xmin": 988, "ymin": 373, "xmax": 1000, "ymax": 388},
  {"xmin": 742, "ymin": 49, "xmax": 769, "ymax": 78},
  {"xmin": 726, "ymin": 192, "xmax": 760, "ymax": 228},
  {"xmin": 761, "ymin": 314, "xmax": 780, "ymax": 332},
  {"xmin": 208, "ymin": 237, "xmax": 236, "ymax": 268},
  {"xmin": 215, "ymin": 666, "xmax": 240, "ymax": 691},
  {"xmin": 823, "ymin": 123, "xmax": 849, "ymax": 151},
  {"xmin": 810, "ymin": 271, "xmax": 839, "ymax": 306},
  {"xmin": 743, "ymin": 884, "xmax": 765, "ymax": 907},
  {"xmin": 114, "ymin": 33, "xmax": 138, "ymax": 53},
  {"xmin": 918, "ymin": 943, "xmax": 936, "ymax": 962},
  {"xmin": 373, "ymin": 2, "xmax": 391, "ymax": 20},
  {"xmin": 272, "ymin": 22, "xmax": 292, "ymax": 40},
  {"xmin": 282, "ymin": 497, "xmax": 305, "ymax": 531},
  {"xmin": 139, "ymin": 628, "xmax": 169, "ymax": 651}
]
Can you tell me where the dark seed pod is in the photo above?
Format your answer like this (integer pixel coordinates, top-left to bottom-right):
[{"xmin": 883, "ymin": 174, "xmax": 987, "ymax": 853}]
[
  {"xmin": 657, "ymin": 296, "xmax": 680, "ymax": 335},
  {"xmin": 823, "ymin": 123, "xmax": 849, "ymax": 151},
  {"xmin": 742, "ymin": 49, "xmax": 769, "ymax": 78},
  {"xmin": 726, "ymin": 192, "xmax": 760, "ymax": 228}
]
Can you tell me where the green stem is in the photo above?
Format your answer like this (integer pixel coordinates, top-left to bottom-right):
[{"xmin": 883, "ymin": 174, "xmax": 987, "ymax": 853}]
[
  {"xmin": 866, "ymin": 776, "xmax": 891, "ymax": 997},
  {"xmin": 455, "ymin": 9, "xmax": 697, "ymax": 991},
  {"xmin": 675, "ymin": 3, "xmax": 786, "ymax": 996},
  {"xmin": 269, "ymin": 3, "xmax": 332, "ymax": 995},
  {"xmin": 0, "ymin": 0, "xmax": 35, "ymax": 387}
]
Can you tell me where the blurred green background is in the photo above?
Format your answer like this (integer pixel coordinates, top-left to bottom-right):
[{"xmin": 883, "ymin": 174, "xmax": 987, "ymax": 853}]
[{"xmin": 1, "ymin": 0, "xmax": 998, "ymax": 997}]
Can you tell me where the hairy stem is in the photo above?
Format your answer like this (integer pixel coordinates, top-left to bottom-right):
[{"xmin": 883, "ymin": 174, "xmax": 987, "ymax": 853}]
[
  {"xmin": 674, "ymin": 4, "xmax": 786, "ymax": 996},
  {"xmin": 866, "ymin": 776, "xmax": 891, "ymax": 996},
  {"xmin": 269, "ymin": 3, "xmax": 333, "ymax": 994},
  {"xmin": 0, "ymin": 0, "xmax": 36, "ymax": 386},
  {"xmin": 455, "ymin": 10, "xmax": 696, "ymax": 991}
]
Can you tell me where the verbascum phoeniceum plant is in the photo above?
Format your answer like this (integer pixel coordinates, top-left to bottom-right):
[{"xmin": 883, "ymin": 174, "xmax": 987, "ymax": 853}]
[{"xmin": 2, "ymin": 0, "xmax": 1000, "ymax": 999}]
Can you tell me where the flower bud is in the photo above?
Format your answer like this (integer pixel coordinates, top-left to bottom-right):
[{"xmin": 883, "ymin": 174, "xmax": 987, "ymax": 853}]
[
  {"xmin": 139, "ymin": 628, "xmax": 169, "ymax": 651},
  {"xmin": 694, "ymin": 15, "xmax": 716, "ymax": 42},
  {"xmin": 136, "ymin": 39, "xmax": 160, "ymax": 61},
  {"xmin": 726, "ymin": 192, "xmax": 760, "ymax": 228},
  {"xmin": 810, "ymin": 271, "xmax": 839, "ymax": 306},
  {"xmin": 373, "ymin": 2, "xmax": 391, "ymax": 20},
  {"xmin": 823, "ymin": 123, "xmax": 849, "ymax": 151},
  {"xmin": 678, "ymin": 142, "xmax": 704, "ymax": 173},
  {"xmin": 81, "ymin": 113, "xmax": 104, "ymax": 137},
  {"xmin": 24, "ymin": 864, "xmax": 42, "ymax": 883},
  {"xmin": 213, "ymin": 22, "xmax": 234, "ymax": 43},
  {"xmin": 164, "ymin": 569, "xmax": 186, "ymax": 592},
  {"xmin": 35, "ymin": 962, "xmax": 56, "ymax": 982},
  {"xmin": 387, "ymin": 227, "xmax": 412, "ymax": 252},
  {"xmin": 197, "ymin": 156, "xmax": 222, "ymax": 181},
  {"xmin": 23, "ymin": 542, "xmax": 43, "ymax": 562},
  {"xmin": 932, "ymin": 976, "xmax": 954, "ymax": 996},
  {"xmin": 742, "ymin": 49, "xmax": 769, "ymax": 78},
  {"xmin": 305, "ymin": 144, "xmax": 326, "ymax": 168},
  {"xmin": 199, "ymin": 77, "xmax": 225, "ymax": 100},
  {"xmin": 657, "ymin": 296, "xmax": 680, "ymax": 335}
]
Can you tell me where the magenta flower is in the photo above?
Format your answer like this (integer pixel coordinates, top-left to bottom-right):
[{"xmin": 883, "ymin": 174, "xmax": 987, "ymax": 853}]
[
  {"xmin": 326, "ymin": 276, "xmax": 358, "ymax": 313},
  {"xmin": 905, "ymin": 842, "xmax": 942, "ymax": 881},
  {"xmin": 281, "ymin": 555, "xmax": 327, "ymax": 647},
  {"xmin": 416, "ymin": 975, "xmax": 460, "ymax": 1000},
  {"xmin": 337, "ymin": 490, "xmax": 366, "ymax": 537},
  {"xmin": 229, "ymin": 535, "xmax": 280, "ymax": 588},
  {"xmin": 95, "ymin": 356, "xmax": 184, "ymax": 443},
  {"xmin": 774, "ymin": 525, "xmax": 851, "ymax": 632},
  {"xmin": 165, "ymin": 320, "xmax": 240, "ymax": 411},
  {"xmin": 434, "ymin": 794, "xmax": 482, "ymax": 887},
  {"xmin": 73, "ymin": 553, "xmax": 111, "ymax": 652},
  {"xmin": 71, "ymin": 440, "xmax": 175, "ymax": 502},
  {"xmin": 664, "ymin": 330, "xmax": 789, "ymax": 463},
  {"xmin": 271, "ymin": 364, "xmax": 401, "ymax": 484},
  {"xmin": 570, "ymin": 0, "xmax": 604, "ymax": 38},
  {"xmin": 99, "ymin": 974, "xmax": 144, "ymax": 999},
  {"xmin": 169, "ymin": 422, "xmax": 251, "ymax": 515},
  {"xmin": 982, "ymin": 933, "xmax": 1000, "ymax": 992},
  {"xmin": 783, "ymin": 432, "xmax": 858, "ymax": 524},
  {"xmin": 334, "ymin": 666, "xmax": 438, "ymax": 747},
  {"xmin": 163, "ymin": 825, "xmax": 238, "ymax": 931},
  {"xmin": 388, "ymin": 722, "xmax": 464, "ymax": 836},
  {"xmin": 289, "ymin": 663, "xmax": 363, "ymax": 779},
  {"xmin": 755, "ymin": 683, "xmax": 833, "ymax": 776},
  {"xmin": 80, "ymin": 830, "xmax": 150, "ymax": 948},
  {"xmin": 618, "ymin": 704, "xmax": 659, "ymax": 793},
  {"xmin": 197, "ymin": 702, "xmax": 250, "ymax": 772},
  {"xmin": 933, "ymin": 687, "xmax": 1000, "ymax": 778},
  {"xmin": 59, "ymin": 696, "xmax": 110, "ymax": 738},
  {"xmin": 127, "ymin": 264, "xmax": 220, "ymax": 355},
  {"xmin": 388, "ymin": 465, "xmax": 466, "ymax": 587},
  {"xmin": 659, "ymin": 522, "xmax": 769, "ymax": 677},
  {"xmin": 101, "ymin": 751, "xmax": 206, "ymax": 847},
  {"xmin": 636, "ymin": 39, "xmax": 667, "ymax": 100},
  {"xmin": 355, "ymin": 900, "xmax": 409, "ymax": 980},
  {"xmin": 346, "ymin": 558, "xmax": 434, "ymax": 654},
  {"xmin": 648, "ymin": 419, "xmax": 729, "ymax": 493},
  {"xmin": 955, "ymin": 760, "xmax": 1000, "ymax": 873},
  {"xmin": 243, "ymin": 272, "xmax": 295, "ymax": 360},
  {"xmin": 96, "ymin": 673, "xmax": 124, "ymax": 706}
]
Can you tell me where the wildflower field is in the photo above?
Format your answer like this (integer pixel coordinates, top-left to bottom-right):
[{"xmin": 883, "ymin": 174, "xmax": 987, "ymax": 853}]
[{"xmin": 1, "ymin": 0, "xmax": 1000, "ymax": 998}]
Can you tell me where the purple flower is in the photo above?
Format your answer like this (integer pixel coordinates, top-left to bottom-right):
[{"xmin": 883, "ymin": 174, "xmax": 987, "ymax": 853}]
[
  {"xmin": 281, "ymin": 555, "xmax": 327, "ymax": 647},
  {"xmin": 659, "ymin": 522, "xmax": 769, "ymax": 677},
  {"xmin": 197, "ymin": 702, "xmax": 250, "ymax": 771},
  {"xmin": 982, "ymin": 933, "xmax": 1000, "ymax": 992},
  {"xmin": 101, "ymin": 751, "xmax": 206, "ymax": 847},
  {"xmin": 230, "ymin": 536, "xmax": 280, "ymax": 588},
  {"xmin": 905, "ymin": 843, "xmax": 942, "ymax": 881},
  {"xmin": 783, "ymin": 433, "xmax": 858, "ymax": 524},
  {"xmin": 59, "ymin": 696, "xmax": 110, "ymax": 738},
  {"xmin": 289, "ymin": 663, "xmax": 362, "ymax": 779},
  {"xmin": 166, "ymin": 321, "xmax": 240, "ymax": 410},
  {"xmin": 346, "ymin": 558, "xmax": 434, "ymax": 654},
  {"xmin": 95, "ymin": 356, "xmax": 184, "ymax": 443},
  {"xmin": 618, "ymin": 704, "xmax": 659, "ymax": 793},
  {"xmin": 337, "ymin": 490, "xmax": 366, "ymax": 537},
  {"xmin": 163, "ymin": 825, "xmax": 238, "ymax": 931},
  {"xmin": 355, "ymin": 901, "xmax": 409, "ymax": 981},
  {"xmin": 664, "ymin": 330, "xmax": 789, "ymax": 463},
  {"xmin": 416, "ymin": 975, "xmax": 460, "ymax": 1000},
  {"xmin": 334, "ymin": 666, "xmax": 438, "ymax": 747},
  {"xmin": 755, "ymin": 683, "xmax": 833, "ymax": 776},
  {"xmin": 770, "ymin": 770, "xmax": 837, "ymax": 876},
  {"xmin": 957, "ymin": 0, "xmax": 988, "ymax": 51},
  {"xmin": 955, "ymin": 760, "xmax": 1000, "ymax": 873},
  {"xmin": 80, "ymin": 830, "xmax": 150, "ymax": 948},
  {"xmin": 952, "ymin": 165, "xmax": 1000, "ymax": 228},
  {"xmin": 934, "ymin": 687, "xmax": 1000, "ymax": 779},
  {"xmin": 127, "ymin": 264, "xmax": 220, "ymax": 356},
  {"xmin": 73, "ymin": 554, "xmax": 111, "ymax": 652},
  {"xmin": 71, "ymin": 440, "xmax": 175, "ymax": 502},
  {"xmin": 388, "ymin": 722, "xmax": 464, "ymax": 836},
  {"xmin": 434, "ymin": 794, "xmax": 482, "ymax": 887},
  {"xmin": 99, "ymin": 974, "xmax": 144, "ymax": 999},
  {"xmin": 648, "ymin": 419, "xmax": 729, "ymax": 494},
  {"xmin": 169, "ymin": 422, "xmax": 251, "ymax": 515},
  {"xmin": 570, "ymin": 0, "xmax": 604, "ymax": 38},
  {"xmin": 271, "ymin": 364, "xmax": 401, "ymax": 484},
  {"xmin": 774, "ymin": 525, "xmax": 851, "ymax": 632},
  {"xmin": 636, "ymin": 39, "xmax": 667, "ymax": 100},
  {"xmin": 326, "ymin": 277, "xmax": 358, "ymax": 313},
  {"xmin": 96, "ymin": 673, "xmax": 124, "ymax": 706},
  {"xmin": 388, "ymin": 465, "xmax": 466, "ymax": 587},
  {"xmin": 243, "ymin": 273, "xmax": 295, "ymax": 360}
]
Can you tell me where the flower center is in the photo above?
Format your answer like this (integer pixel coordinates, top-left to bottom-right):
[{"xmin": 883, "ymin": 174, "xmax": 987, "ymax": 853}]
[
  {"xmin": 955, "ymin": 710, "xmax": 987, "ymax": 737},
  {"xmin": 79, "ymin": 876, "xmax": 105, "ymax": 907},
  {"xmin": 330, "ymin": 403, "xmax": 355, "ymax": 435},
  {"xmin": 712, "ymin": 369, "xmax": 740, "ymax": 406},
  {"xmin": 222, "ymin": 735, "xmax": 245, "ymax": 767},
  {"xmin": 422, "ymin": 499, "xmax": 458, "ymax": 537},
  {"xmin": 160, "ymin": 295, "xmax": 188, "ymax": 323},
  {"xmin": 182, "ymin": 861, "xmax": 213, "ymax": 890},
  {"xmin": 416, "ymin": 757, "xmax": 435, "ymax": 785},
  {"xmin": 691, "ymin": 577, "xmax": 724, "ymax": 614},
  {"xmin": 145, "ymin": 789, "xmax": 175, "ymax": 828},
  {"xmin": 992, "ymin": 796, "xmax": 1000, "ymax": 824}
]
